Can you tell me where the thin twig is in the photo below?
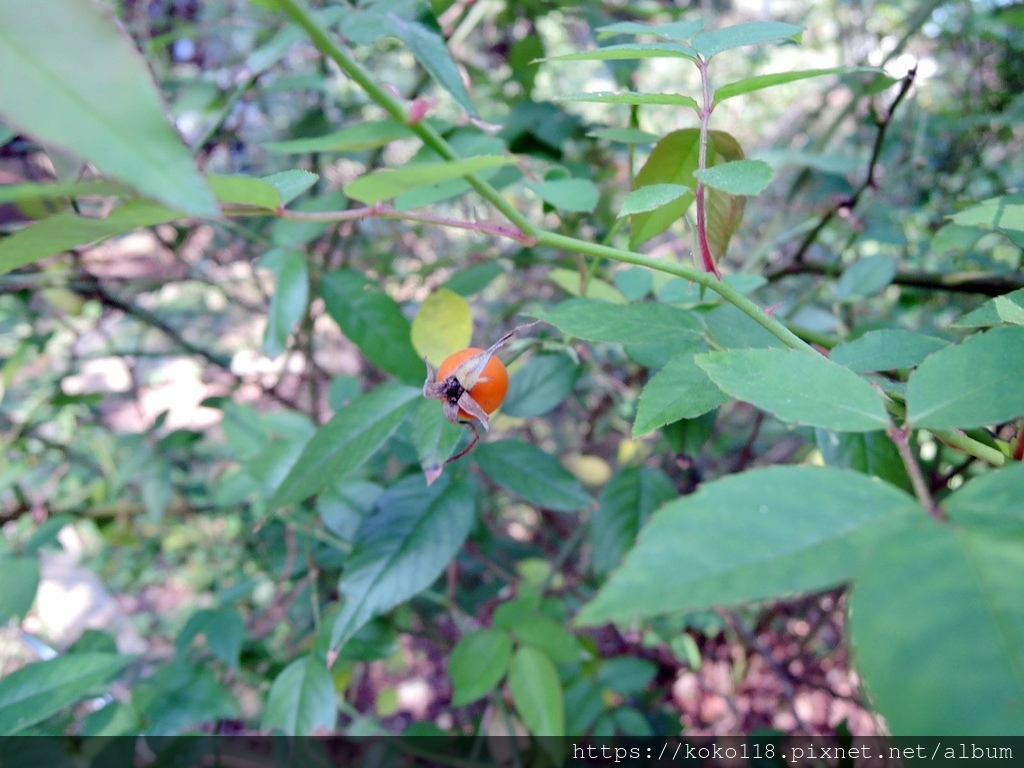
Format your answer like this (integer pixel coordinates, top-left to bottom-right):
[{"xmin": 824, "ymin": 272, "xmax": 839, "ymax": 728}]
[
  {"xmin": 766, "ymin": 261, "xmax": 1024, "ymax": 297},
  {"xmin": 790, "ymin": 67, "xmax": 917, "ymax": 265},
  {"xmin": 734, "ymin": 410, "xmax": 766, "ymax": 472},
  {"xmin": 73, "ymin": 273, "xmax": 304, "ymax": 411},
  {"xmin": 718, "ymin": 610, "xmax": 813, "ymax": 736},
  {"xmin": 887, "ymin": 421, "xmax": 944, "ymax": 520}
]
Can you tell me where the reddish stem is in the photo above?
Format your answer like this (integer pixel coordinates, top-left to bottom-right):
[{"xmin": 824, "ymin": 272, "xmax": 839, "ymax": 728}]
[{"xmin": 695, "ymin": 56, "xmax": 722, "ymax": 279}]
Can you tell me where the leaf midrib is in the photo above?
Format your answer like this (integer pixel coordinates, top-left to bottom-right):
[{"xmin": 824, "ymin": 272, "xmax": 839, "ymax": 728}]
[{"xmin": 0, "ymin": 29, "xmax": 187, "ymax": 200}]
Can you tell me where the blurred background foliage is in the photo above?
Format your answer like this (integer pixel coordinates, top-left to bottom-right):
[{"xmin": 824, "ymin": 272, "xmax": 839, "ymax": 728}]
[{"xmin": 1, "ymin": 0, "xmax": 1023, "ymax": 739}]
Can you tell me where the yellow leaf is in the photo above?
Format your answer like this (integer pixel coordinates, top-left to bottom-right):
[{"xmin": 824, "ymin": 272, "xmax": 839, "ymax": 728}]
[{"xmin": 411, "ymin": 288, "xmax": 473, "ymax": 366}]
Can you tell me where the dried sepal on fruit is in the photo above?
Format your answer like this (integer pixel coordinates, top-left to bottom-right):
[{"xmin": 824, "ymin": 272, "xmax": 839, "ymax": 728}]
[{"xmin": 422, "ymin": 322, "xmax": 537, "ymax": 471}]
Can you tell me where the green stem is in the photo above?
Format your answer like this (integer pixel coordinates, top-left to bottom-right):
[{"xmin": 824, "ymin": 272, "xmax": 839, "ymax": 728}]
[
  {"xmin": 272, "ymin": 0, "xmax": 535, "ymax": 238},
  {"xmin": 535, "ymin": 231, "xmax": 816, "ymax": 353},
  {"xmin": 274, "ymin": 0, "xmax": 815, "ymax": 355},
  {"xmin": 931, "ymin": 428, "xmax": 1006, "ymax": 467},
  {"xmin": 889, "ymin": 400, "xmax": 1007, "ymax": 467}
]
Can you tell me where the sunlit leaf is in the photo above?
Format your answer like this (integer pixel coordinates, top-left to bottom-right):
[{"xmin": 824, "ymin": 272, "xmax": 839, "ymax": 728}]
[
  {"xmin": 691, "ymin": 21, "xmax": 803, "ymax": 58},
  {"xmin": 555, "ymin": 91, "xmax": 698, "ymax": 111},
  {"xmin": 694, "ymin": 159, "xmax": 773, "ymax": 196},
  {"xmin": 344, "ymin": 156, "xmax": 516, "ymax": 204},
  {"xmin": 543, "ymin": 42, "xmax": 697, "ymax": 63},
  {"xmin": 0, "ymin": 0, "xmax": 216, "ymax": 216},
  {"xmin": 619, "ymin": 184, "xmax": 691, "ymax": 217},
  {"xmin": 410, "ymin": 288, "xmax": 473, "ymax": 366},
  {"xmin": 263, "ymin": 119, "xmax": 414, "ymax": 153},
  {"xmin": 526, "ymin": 178, "xmax": 600, "ymax": 212},
  {"xmin": 714, "ymin": 67, "xmax": 876, "ymax": 105}
]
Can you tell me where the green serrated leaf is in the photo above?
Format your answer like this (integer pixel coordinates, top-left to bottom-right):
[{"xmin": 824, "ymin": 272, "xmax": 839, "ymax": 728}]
[
  {"xmin": 591, "ymin": 466, "xmax": 677, "ymax": 576},
  {"xmin": 176, "ymin": 607, "xmax": 245, "ymax": 671},
  {"xmin": 512, "ymin": 615, "xmax": 579, "ymax": 664},
  {"xmin": 691, "ymin": 21, "xmax": 803, "ymax": 58},
  {"xmin": 850, "ymin": 518, "xmax": 1024, "ymax": 735},
  {"xmin": 694, "ymin": 159, "xmax": 773, "ymax": 196},
  {"xmin": 906, "ymin": 325, "xmax": 1024, "ymax": 429},
  {"xmin": 132, "ymin": 658, "xmax": 236, "ymax": 735},
  {"xmin": 0, "ymin": 0, "xmax": 216, "ymax": 216},
  {"xmin": 449, "ymin": 629, "xmax": 513, "ymax": 706},
  {"xmin": 829, "ymin": 330, "xmax": 948, "ymax": 372},
  {"xmin": 474, "ymin": 439, "xmax": 591, "ymax": 512},
  {"xmin": 547, "ymin": 270, "xmax": 628, "ymax": 304},
  {"xmin": 343, "ymin": 0, "xmax": 477, "ymax": 116},
  {"xmin": 0, "ymin": 179, "xmax": 127, "ymax": 203},
  {"xmin": 834, "ymin": 255, "xmax": 898, "ymax": 300},
  {"xmin": 331, "ymin": 472, "xmax": 477, "ymax": 649},
  {"xmin": 344, "ymin": 156, "xmax": 516, "ymax": 204},
  {"xmin": 321, "ymin": 269, "xmax": 424, "ymax": 382},
  {"xmin": 0, "ymin": 200, "xmax": 179, "ymax": 277},
  {"xmin": 955, "ymin": 288, "xmax": 1024, "ymax": 328},
  {"xmin": 577, "ymin": 466, "xmax": 918, "ymax": 626},
  {"xmin": 502, "ymin": 353, "xmax": 581, "ymax": 418},
  {"xmin": 696, "ymin": 348, "xmax": 890, "ymax": 432},
  {"xmin": 509, "ymin": 646, "xmax": 565, "ymax": 736},
  {"xmin": 259, "ymin": 248, "xmax": 309, "ymax": 358},
  {"xmin": 264, "ymin": 170, "xmax": 319, "ymax": 204},
  {"xmin": 263, "ymin": 119, "xmax": 414, "ymax": 154},
  {"xmin": 408, "ymin": 398, "xmax": 464, "ymax": 484},
  {"xmin": 268, "ymin": 383, "xmax": 421, "ymax": 511},
  {"xmin": 0, "ymin": 653, "xmax": 132, "ymax": 735},
  {"xmin": 619, "ymin": 184, "xmax": 691, "ymax": 217},
  {"xmin": 261, "ymin": 656, "xmax": 337, "ymax": 735},
  {"xmin": 950, "ymin": 192, "xmax": 1024, "ymax": 233},
  {"xmin": 628, "ymin": 129, "xmax": 699, "ymax": 248},
  {"xmin": 814, "ymin": 429, "xmax": 913, "ymax": 494},
  {"xmin": 527, "ymin": 178, "xmax": 600, "ymax": 213},
  {"xmin": 208, "ymin": 175, "xmax": 282, "ymax": 211},
  {"xmin": 442, "ymin": 262, "xmax": 505, "ymax": 297},
  {"xmin": 713, "ymin": 67, "xmax": 876, "ymax": 105},
  {"xmin": 0, "ymin": 555, "xmax": 39, "ymax": 623},
  {"xmin": 634, "ymin": 352, "xmax": 729, "ymax": 436},
  {"xmin": 555, "ymin": 92, "xmax": 698, "ymax": 111},
  {"xmin": 531, "ymin": 299, "xmax": 701, "ymax": 347},
  {"xmin": 945, "ymin": 463, "xmax": 1024, "ymax": 529},
  {"xmin": 543, "ymin": 42, "xmax": 697, "ymax": 63}
]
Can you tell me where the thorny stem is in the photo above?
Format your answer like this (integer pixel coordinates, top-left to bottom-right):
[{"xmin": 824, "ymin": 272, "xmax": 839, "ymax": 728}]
[
  {"xmin": 887, "ymin": 420, "xmax": 944, "ymax": 520},
  {"xmin": 695, "ymin": 56, "xmax": 721, "ymax": 278}
]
